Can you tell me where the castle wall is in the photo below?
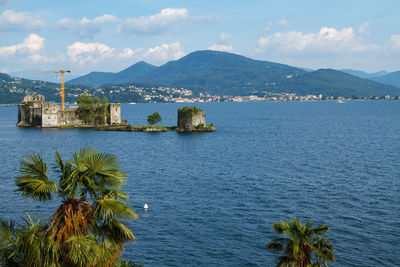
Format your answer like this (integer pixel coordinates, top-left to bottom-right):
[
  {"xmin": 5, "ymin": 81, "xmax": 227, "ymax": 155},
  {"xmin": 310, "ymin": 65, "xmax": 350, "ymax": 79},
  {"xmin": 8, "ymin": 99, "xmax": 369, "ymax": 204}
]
[
  {"xmin": 191, "ymin": 113, "xmax": 205, "ymax": 126},
  {"xmin": 109, "ymin": 104, "xmax": 121, "ymax": 124},
  {"xmin": 56, "ymin": 109, "xmax": 84, "ymax": 126},
  {"xmin": 18, "ymin": 94, "xmax": 122, "ymax": 128},
  {"xmin": 30, "ymin": 107, "xmax": 42, "ymax": 126},
  {"xmin": 17, "ymin": 104, "xmax": 23, "ymax": 124},
  {"xmin": 41, "ymin": 103, "xmax": 59, "ymax": 128},
  {"xmin": 177, "ymin": 114, "xmax": 192, "ymax": 130},
  {"xmin": 177, "ymin": 110, "xmax": 206, "ymax": 131}
]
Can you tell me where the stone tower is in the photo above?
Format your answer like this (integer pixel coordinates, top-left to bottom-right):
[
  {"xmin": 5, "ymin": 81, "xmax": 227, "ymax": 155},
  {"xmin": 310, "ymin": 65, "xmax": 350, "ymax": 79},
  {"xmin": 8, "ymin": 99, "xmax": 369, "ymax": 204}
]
[
  {"xmin": 177, "ymin": 106, "xmax": 206, "ymax": 131},
  {"xmin": 109, "ymin": 103, "xmax": 121, "ymax": 125}
]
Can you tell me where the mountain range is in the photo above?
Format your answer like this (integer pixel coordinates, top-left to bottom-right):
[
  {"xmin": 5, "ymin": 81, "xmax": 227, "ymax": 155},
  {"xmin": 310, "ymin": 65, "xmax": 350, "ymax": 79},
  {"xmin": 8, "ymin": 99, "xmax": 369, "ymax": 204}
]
[
  {"xmin": 68, "ymin": 50, "xmax": 400, "ymax": 97},
  {"xmin": 340, "ymin": 69, "xmax": 400, "ymax": 88}
]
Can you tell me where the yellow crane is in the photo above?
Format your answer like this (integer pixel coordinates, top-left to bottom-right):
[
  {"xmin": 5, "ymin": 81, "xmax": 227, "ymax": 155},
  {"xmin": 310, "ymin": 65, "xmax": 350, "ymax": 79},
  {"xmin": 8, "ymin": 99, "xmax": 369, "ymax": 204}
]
[{"xmin": 34, "ymin": 68, "xmax": 71, "ymax": 111}]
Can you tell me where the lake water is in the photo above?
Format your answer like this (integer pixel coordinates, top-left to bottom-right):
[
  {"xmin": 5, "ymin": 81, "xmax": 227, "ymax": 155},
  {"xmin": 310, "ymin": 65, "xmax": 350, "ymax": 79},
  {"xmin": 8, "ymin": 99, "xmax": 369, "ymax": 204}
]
[{"xmin": 0, "ymin": 101, "xmax": 399, "ymax": 266}]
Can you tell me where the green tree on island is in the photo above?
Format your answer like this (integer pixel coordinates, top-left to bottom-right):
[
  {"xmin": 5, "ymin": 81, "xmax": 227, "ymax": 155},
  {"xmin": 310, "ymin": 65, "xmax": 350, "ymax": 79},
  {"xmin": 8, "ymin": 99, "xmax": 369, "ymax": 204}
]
[
  {"xmin": 76, "ymin": 94, "xmax": 95, "ymax": 124},
  {"xmin": 0, "ymin": 147, "xmax": 139, "ymax": 267},
  {"xmin": 147, "ymin": 112, "xmax": 161, "ymax": 126},
  {"xmin": 94, "ymin": 96, "xmax": 109, "ymax": 125},
  {"xmin": 76, "ymin": 95, "xmax": 109, "ymax": 125},
  {"xmin": 266, "ymin": 218, "xmax": 336, "ymax": 267}
]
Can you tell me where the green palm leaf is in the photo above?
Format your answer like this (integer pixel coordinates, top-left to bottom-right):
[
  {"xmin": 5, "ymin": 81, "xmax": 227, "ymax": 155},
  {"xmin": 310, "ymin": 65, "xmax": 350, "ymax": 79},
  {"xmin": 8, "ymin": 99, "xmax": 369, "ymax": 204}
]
[
  {"xmin": 94, "ymin": 193, "xmax": 138, "ymax": 222},
  {"xmin": 5, "ymin": 147, "xmax": 137, "ymax": 266},
  {"xmin": 267, "ymin": 218, "xmax": 336, "ymax": 267},
  {"xmin": 16, "ymin": 153, "xmax": 58, "ymax": 201},
  {"xmin": 66, "ymin": 235, "xmax": 102, "ymax": 266}
]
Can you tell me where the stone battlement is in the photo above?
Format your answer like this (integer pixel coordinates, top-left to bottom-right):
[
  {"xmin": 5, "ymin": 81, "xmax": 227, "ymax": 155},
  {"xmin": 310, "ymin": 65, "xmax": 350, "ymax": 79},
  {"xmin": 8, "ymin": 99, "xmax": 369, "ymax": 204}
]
[
  {"xmin": 17, "ymin": 94, "xmax": 121, "ymax": 128},
  {"xmin": 176, "ymin": 106, "xmax": 214, "ymax": 132}
]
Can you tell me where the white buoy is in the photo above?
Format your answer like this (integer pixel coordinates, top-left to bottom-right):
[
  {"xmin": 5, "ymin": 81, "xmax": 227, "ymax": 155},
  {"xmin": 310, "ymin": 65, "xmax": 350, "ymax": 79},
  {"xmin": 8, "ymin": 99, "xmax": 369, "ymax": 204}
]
[{"xmin": 144, "ymin": 203, "xmax": 149, "ymax": 210}]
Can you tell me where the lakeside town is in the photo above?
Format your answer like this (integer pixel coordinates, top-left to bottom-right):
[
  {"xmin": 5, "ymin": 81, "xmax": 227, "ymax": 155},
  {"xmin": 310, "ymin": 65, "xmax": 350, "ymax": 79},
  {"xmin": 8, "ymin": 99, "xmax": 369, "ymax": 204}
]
[{"xmin": 2, "ymin": 76, "xmax": 400, "ymax": 105}]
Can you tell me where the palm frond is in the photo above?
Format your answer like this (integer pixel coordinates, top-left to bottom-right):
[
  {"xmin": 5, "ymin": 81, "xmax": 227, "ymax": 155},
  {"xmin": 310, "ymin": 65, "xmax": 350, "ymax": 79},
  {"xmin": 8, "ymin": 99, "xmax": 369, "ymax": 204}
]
[
  {"xmin": 94, "ymin": 193, "xmax": 138, "ymax": 222},
  {"xmin": 276, "ymin": 255, "xmax": 295, "ymax": 267},
  {"xmin": 272, "ymin": 220, "xmax": 291, "ymax": 234},
  {"xmin": 266, "ymin": 238, "xmax": 287, "ymax": 253},
  {"xmin": 16, "ymin": 153, "xmax": 58, "ymax": 201},
  {"xmin": 267, "ymin": 218, "xmax": 335, "ymax": 267},
  {"xmin": 99, "ymin": 220, "xmax": 135, "ymax": 246},
  {"xmin": 312, "ymin": 225, "xmax": 330, "ymax": 235},
  {"xmin": 65, "ymin": 235, "xmax": 101, "ymax": 267},
  {"xmin": 0, "ymin": 219, "xmax": 17, "ymax": 265}
]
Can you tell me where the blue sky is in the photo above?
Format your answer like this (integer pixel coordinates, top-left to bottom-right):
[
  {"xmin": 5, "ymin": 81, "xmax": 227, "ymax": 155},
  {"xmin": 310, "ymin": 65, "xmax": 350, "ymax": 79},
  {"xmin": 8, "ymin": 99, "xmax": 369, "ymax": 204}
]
[{"xmin": 1, "ymin": 0, "xmax": 400, "ymax": 76}]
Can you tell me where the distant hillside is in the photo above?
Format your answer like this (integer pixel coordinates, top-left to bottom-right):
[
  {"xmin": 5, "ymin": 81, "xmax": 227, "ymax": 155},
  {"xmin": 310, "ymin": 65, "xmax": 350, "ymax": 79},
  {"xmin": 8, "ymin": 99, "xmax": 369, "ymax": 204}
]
[
  {"xmin": 67, "ymin": 72, "xmax": 116, "ymax": 87},
  {"xmin": 113, "ymin": 61, "xmax": 157, "ymax": 84},
  {"xmin": 371, "ymin": 71, "xmax": 400, "ymax": 88},
  {"xmin": 67, "ymin": 61, "xmax": 156, "ymax": 87},
  {"xmin": 278, "ymin": 69, "xmax": 400, "ymax": 97},
  {"xmin": 0, "ymin": 73, "xmax": 99, "ymax": 104},
  {"xmin": 340, "ymin": 69, "xmax": 388, "ymax": 79},
  {"xmin": 69, "ymin": 50, "xmax": 306, "ymax": 94},
  {"xmin": 135, "ymin": 50, "xmax": 305, "ymax": 95},
  {"xmin": 67, "ymin": 50, "xmax": 400, "ymax": 97},
  {"xmin": 9, "ymin": 70, "xmax": 82, "ymax": 83}
]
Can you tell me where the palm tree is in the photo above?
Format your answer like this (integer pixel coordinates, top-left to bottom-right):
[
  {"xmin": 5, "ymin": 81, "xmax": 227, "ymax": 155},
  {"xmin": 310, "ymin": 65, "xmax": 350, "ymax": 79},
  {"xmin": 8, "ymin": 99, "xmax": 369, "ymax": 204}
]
[
  {"xmin": 266, "ymin": 218, "xmax": 336, "ymax": 267},
  {"xmin": 0, "ymin": 147, "xmax": 138, "ymax": 267}
]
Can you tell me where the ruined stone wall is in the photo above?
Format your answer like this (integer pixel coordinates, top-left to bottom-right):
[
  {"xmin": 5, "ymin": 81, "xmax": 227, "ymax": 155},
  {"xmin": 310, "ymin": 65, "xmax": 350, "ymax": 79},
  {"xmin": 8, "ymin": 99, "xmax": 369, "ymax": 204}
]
[
  {"xmin": 177, "ymin": 109, "xmax": 206, "ymax": 131},
  {"xmin": 17, "ymin": 94, "xmax": 123, "ymax": 128},
  {"xmin": 30, "ymin": 107, "xmax": 42, "ymax": 126},
  {"xmin": 109, "ymin": 104, "xmax": 121, "ymax": 124},
  {"xmin": 17, "ymin": 104, "xmax": 24, "ymax": 125},
  {"xmin": 41, "ymin": 103, "xmax": 59, "ymax": 128},
  {"xmin": 191, "ymin": 113, "xmax": 205, "ymax": 126},
  {"xmin": 57, "ymin": 109, "xmax": 84, "ymax": 126},
  {"xmin": 17, "ymin": 103, "xmax": 41, "ymax": 126}
]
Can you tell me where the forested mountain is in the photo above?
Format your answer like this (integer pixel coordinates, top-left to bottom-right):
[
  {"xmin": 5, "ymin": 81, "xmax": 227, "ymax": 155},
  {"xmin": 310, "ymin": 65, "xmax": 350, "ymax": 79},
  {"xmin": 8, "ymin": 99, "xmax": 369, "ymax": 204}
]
[
  {"xmin": 67, "ymin": 61, "xmax": 157, "ymax": 87},
  {"xmin": 68, "ymin": 50, "xmax": 400, "ymax": 97},
  {"xmin": 277, "ymin": 69, "xmax": 400, "ymax": 97},
  {"xmin": 371, "ymin": 71, "xmax": 400, "ymax": 88},
  {"xmin": 2, "ymin": 50, "xmax": 400, "ymax": 104}
]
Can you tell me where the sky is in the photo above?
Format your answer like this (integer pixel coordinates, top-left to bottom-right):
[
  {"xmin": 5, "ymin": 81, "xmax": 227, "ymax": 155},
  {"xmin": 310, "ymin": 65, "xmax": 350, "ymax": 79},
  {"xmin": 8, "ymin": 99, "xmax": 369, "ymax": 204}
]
[{"xmin": 1, "ymin": 0, "xmax": 400, "ymax": 77}]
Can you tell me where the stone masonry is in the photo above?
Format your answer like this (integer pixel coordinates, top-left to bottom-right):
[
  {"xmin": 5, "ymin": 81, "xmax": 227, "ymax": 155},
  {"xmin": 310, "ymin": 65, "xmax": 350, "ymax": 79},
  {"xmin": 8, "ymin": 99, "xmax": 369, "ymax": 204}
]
[
  {"xmin": 177, "ymin": 107, "xmax": 206, "ymax": 131},
  {"xmin": 17, "ymin": 94, "xmax": 121, "ymax": 128}
]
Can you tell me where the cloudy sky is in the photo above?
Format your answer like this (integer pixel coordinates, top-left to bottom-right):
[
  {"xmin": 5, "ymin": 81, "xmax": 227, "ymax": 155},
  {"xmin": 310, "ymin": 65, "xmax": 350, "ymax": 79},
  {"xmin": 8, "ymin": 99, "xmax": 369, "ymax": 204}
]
[{"xmin": 1, "ymin": 0, "xmax": 400, "ymax": 76}]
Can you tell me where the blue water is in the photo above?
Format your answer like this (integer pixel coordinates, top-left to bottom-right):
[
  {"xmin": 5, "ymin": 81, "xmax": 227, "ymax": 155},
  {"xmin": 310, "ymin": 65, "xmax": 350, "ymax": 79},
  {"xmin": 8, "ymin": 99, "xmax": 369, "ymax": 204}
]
[{"xmin": 0, "ymin": 101, "xmax": 399, "ymax": 266}]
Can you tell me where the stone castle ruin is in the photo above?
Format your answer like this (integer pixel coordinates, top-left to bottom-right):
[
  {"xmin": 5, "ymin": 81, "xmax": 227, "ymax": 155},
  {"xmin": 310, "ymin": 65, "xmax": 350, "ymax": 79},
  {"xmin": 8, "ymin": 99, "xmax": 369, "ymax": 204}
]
[
  {"xmin": 177, "ymin": 106, "xmax": 207, "ymax": 132},
  {"xmin": 17, "ymin": 94, "xmax": 121, "ymax": 128}
]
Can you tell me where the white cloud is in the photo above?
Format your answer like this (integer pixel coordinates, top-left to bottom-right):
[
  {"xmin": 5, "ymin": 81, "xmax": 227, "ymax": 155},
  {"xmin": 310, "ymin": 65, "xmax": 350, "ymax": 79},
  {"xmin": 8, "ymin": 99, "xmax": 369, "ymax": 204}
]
[
  {"xmin": 67, "ymin": 42, "xmax": 116, "ymax": 64},
  {"xmin": 192, "ymin": 15, "xmax": 219, "ymax": 22},
  {"xmin": 265, "ymin": 18, "xmax": 290, "ymax": 31},
  {"xmin": 0, "ymin": 33, "xmax": 62, "ymax": 64},
  {"xmin": 0, "ymin": 33, "xmax": 44, "ymax": 56},
  {"xmin": 276, "ymin": 19, "xmax": 289, "ymax": 26},
  {"xmin": 257, "ymin": 27, "xmax": 379, "ymax": 54},
  {"xmin": 131, "ymin": 42, "xmax": 185, "ymax": 62},
  {"xmin": 389, "ymin": 34, "xmax": 400, "ymax": 51},
  {"xmin": 116, "ymin": 8, "xmax": 188, "ymax": 34},
  {"xmin": 358, "ymin": 22, "xmax": 370, "ymax": 35},
  {"xmin": 67, "ymin": 41, "xmax": 185, "ymax": 65},
  {"xmin": 219, "ymin": 32, "xmax": 232, "ymax": 42},
  {"xmin": 208, "ymin": 44, "xmax": 233, "ymax": 52},
  {"xmin": 0, "ymin": 10, "xmax": 44, "ymax": 31},
  {"xmin": 56, "ymin": 14, "xmax": 119, "ymax": 38}
]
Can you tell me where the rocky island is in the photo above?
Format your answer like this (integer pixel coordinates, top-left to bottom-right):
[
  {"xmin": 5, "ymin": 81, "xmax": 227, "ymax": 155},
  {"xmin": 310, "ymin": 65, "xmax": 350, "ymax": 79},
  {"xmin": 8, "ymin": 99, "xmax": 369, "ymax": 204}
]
[
  {"xmin": 17, "ymin": 94, "xmax": 215, "ymax": 133},
  {"xmin": 97, "ymin": 106, "xmax": 215, "ymax": 133}
]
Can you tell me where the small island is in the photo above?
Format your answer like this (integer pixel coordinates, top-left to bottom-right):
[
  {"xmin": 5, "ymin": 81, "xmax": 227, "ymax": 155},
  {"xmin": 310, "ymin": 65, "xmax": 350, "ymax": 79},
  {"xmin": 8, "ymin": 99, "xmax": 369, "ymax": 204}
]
[
  {"xmin": 16, "ymin": 94, "xmax": 215, "ymax": 133},
  {"xmin": 97, "ymin": 106, "xmax": 215, "ymax": 133}
]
